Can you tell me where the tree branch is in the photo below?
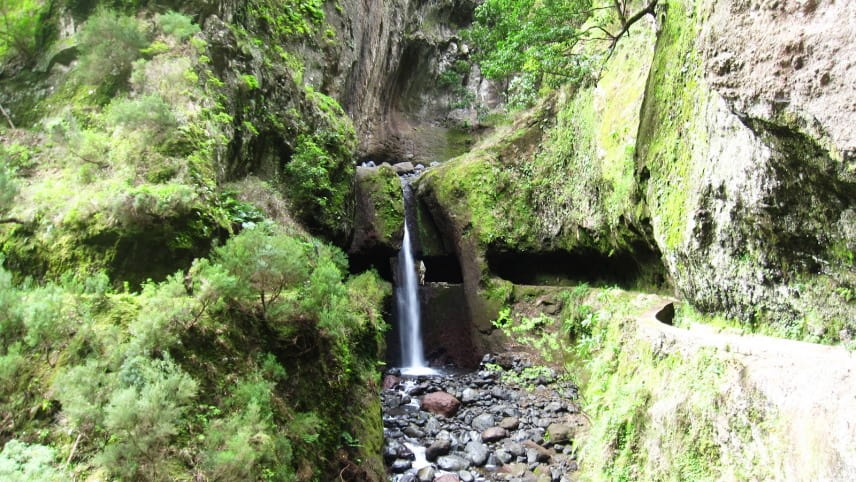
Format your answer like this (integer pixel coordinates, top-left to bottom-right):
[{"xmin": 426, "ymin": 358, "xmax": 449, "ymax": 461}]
[
  {"xmin": 611, "ymin": 0, "xmax": 658, "ymax": 48},
  {"xmin": 66, "ymin": 146, "xmax": 109, "ymax": 168},
  {"xmin": 0, "ymin": 101, "xmax": 14, "ymax": 129}
]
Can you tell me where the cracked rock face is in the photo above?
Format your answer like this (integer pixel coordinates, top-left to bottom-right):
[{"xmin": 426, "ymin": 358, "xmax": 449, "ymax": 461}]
[
  {"xmin": 310, "ymin": 0, "xmax": 495, "ymax": 163},
  {"xmin": 642, "ymin": 0, "xmax": 856, "ymax": 334},
  {"xmin": 700, "ymin": 0, "xmax": 856, "ymax": 161}
]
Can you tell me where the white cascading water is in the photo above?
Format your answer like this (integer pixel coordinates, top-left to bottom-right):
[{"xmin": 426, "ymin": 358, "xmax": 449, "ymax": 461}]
[{"xmin": 396, "ymin": 180, "xmax": 436, "ymax": 376}]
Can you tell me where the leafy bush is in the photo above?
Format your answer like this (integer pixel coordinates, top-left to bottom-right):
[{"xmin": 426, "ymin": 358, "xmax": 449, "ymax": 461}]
[
  {"xmin": 200, "ymin": 403, "xmax": 288, "ymax": 480},
  {"xmin": 0, "ymin": 165, "xmax": 18, "ymax": 218},
  {"xmin": 104, "ymin": 94, "xmax": 178, "ymax": 148},
  {"xmin": 284, "ymin": 134, "xmax": 353, "ymax": 236},
  {"xmin": 99, "ymin": 355, "xmax": 198, "ymax": 479},
  {"xmin": 126, "ymin": 274, "xmax": 193, "ymax": 356},
  {"xmin": 211, "ymin": 225, "xmax": 309, "ymax": 319},
  {"xmin": 0, "ymin": 440, "xmax": 61, "ymax": 481},
  {"xmin": 157, "ymin": 11, "xmax": 200, "ymax": 40},
  {"xmin": 76, "ymin": 9, "xmax": 149, "ymax": 88},
  {"xmin": 0, "ymin": 0, "xmax": 44, "ymax": 63}
]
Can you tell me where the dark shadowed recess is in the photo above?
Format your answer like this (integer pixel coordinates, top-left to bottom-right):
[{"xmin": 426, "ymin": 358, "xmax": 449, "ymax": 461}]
[{"xmin": 487, "ymin": 245, "xmax": 668, "ymax": 289}]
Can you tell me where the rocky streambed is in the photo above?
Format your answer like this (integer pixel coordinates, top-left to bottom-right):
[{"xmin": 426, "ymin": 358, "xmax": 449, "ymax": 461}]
[{"xmin": 382, "ymin": 355, "xmax": 585, "ymax": 482}]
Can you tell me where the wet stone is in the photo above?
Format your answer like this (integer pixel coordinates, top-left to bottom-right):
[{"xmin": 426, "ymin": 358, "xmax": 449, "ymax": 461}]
[
  {"xmin": 472, "ymin": 413, "xmax": 495, "ymax": 432},
  {"xmin": 416, "ymin": 466, "xmax": 435, "ymax": 482},
  {"xmin": 390, "ymin": 458, "xmax": 412, "ymax": 473},
  {"xmin": 438, "ymin": 454, "xmax": 471, "ymax": 471}
]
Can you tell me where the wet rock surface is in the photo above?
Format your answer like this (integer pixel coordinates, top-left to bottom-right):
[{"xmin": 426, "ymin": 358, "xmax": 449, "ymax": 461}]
[{"xmin": 383, "ymin": 355, "xmax": 584, "ymax": 481}]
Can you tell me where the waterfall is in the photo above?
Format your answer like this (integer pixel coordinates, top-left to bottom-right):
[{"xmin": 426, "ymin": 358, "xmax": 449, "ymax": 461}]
[{"xmin": 395, "ymin": 179, "xmax": 435, "ymax": 376}]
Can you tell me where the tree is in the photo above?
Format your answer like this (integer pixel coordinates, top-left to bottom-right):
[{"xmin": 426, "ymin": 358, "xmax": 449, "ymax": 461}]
[
  {"xmin": 467, "ymin": 0, "xmax": 658, "ymax": 89},
  {"xmin": 211, "ymin": 226, "xmax": 310, "ymax": 319}
]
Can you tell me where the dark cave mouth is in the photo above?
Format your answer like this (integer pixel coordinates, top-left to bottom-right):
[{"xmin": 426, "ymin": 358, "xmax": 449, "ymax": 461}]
[{"xmin": 486, "ymin": 246, "xmax": 668, "ymax": 289}]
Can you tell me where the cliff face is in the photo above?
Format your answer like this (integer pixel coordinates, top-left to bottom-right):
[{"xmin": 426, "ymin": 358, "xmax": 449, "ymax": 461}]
[
  {"xmin": 638, "ymin": 0, "xmax": 855, "ymax": 337},
  {"xmin": 308, "ymin": 0, "xmax": 492, "ymax": 163},
  {"xmin": 417, "ymin": 0, "xmax": 855, "ymax": 340}
]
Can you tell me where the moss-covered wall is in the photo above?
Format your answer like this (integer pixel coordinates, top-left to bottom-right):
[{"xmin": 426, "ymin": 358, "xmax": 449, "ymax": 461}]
[{"xmin": 637, "ymin": 0, "xmax": 855, "ymax": 342}]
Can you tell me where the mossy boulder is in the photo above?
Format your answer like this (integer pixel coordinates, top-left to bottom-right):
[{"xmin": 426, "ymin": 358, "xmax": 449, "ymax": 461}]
[{"xmin": 349, "ymin": 165, "xmax": 404, "ymax": 255}]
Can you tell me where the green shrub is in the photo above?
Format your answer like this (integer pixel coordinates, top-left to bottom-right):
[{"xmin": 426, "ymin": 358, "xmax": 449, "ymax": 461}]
[
  {"xmin": 200, "ymin": 403, "xmax": 287, "ymax": 481},
  {"xmin": 211, "ymin": 226, "xmax": 310, "ymax": 319},
  {"xmin": 104, "ymin": 94, "xmax": 178, "ymax": 145},
  {"xmin": 76, "ymin": 9, "xmax": 149, "ymax": 88},
  {"xmin": 126, "ymin": 274, "xmax": 193, "ymax": 356},
  {"xmin": 99, "ymin": 355, "xmax": 198, "ymax": 480},
  {"xmin": 0, "ymin": 440, "xmax": 61, "ymax": 481},
  {"xmin": 0, "ymin": 0, "xmax": 44, "ymax": 63},
  {"xmin": 157, "ymin": 11, "xmax": 200, "ymax": 40},
  {"xmin": 0, "ymin": 165, "xmax": 18, "ymax": 218}
]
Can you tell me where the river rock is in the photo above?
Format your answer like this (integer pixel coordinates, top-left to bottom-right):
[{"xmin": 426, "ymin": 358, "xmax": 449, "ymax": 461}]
[
  {"xmin": 458, "ymin": 470, "xmax": 475, "ymax": 481},
  {"xmin": 434, "ymin": 475, "xmax": 460, "ymax": 482},
  {"xmin": 495, "ymin": 449, "xmax": 513, "ymax": 464},
  {"xmin": 390, "ymin": 458, "xmax": 412, "ymax": 472},
  {"xmin": 471, "ymin": 413, "xmax": 495, "ymax": 432},
  {"xmin": 546, "ymin": 423, "xmax": 574, "ymax": 445},
  {"xmin": 504, "ymin": 441, "xmax": 525, "ymax": 457},
  {"xmin": 437, "ymin": 454, "xmax": 471, "ymax": 471},
  {"xmin": 424, "ymin": 416, "xmax": 441, "ymax": 435},
  {"xmin": 500, "ymin": 416, "xmax": 520, "ymax": 430},
  {"xmin": 383, "ymin": 375, "xmax": 402, "ymax": 390},
  {"xmin": 426, "ymin": 438, "xmax": 452, "ymax": 461},
  {"xmin": 481, "ymin": 426, "xmax": 508, "ymax": 442},
  {"xmin": 416, "ymin": 466, "xmax": 435, "ymax": 482},
  {"xmin": 461, "ymin": 387, "xmax": 480, "ymax": 403},
  {"xmin": 421, "ymin": 391, "xmax": 461, "ymax": 417},
  {"xmin": 465, "ymin": 441, "xmax": 489, "ymax": 466},
  {"xmin": 526, "ymin": 447, "xmax": 549, "ymax": 464},
  {"xmin": 393, "ymin": 161, "xmax": 415, "ymax": 174}
]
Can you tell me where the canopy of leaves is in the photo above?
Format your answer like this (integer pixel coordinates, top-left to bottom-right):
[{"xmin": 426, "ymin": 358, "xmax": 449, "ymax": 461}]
[{"xmin": 467, "ymin": 0, "xmax": 599, "ymax": 87}]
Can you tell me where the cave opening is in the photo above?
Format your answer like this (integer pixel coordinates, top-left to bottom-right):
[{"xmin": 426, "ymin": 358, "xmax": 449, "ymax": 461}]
[{"xmin": 486, "ymin": 245, "xmax": 667, "ymax": 289}]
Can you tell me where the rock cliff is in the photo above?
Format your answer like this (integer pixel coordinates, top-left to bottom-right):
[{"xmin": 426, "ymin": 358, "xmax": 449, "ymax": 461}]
[{"xmin": 416, "ymin": 0, "xmax": 855, "ymax": 341}]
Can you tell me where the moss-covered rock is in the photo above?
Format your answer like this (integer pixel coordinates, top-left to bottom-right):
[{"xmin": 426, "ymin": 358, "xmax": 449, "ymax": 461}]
[
  {"xmin": 349, "ymin": 165, "xmax": 404, "ymax": 255},
  {"xmin": 637, "ymin": 0, "xmax": 855, "ymax": 340}
]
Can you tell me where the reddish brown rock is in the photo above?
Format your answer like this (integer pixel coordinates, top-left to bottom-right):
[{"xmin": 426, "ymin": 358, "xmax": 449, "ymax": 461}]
[
  {"xmin": 420, "ymin": 391, "xmax": 461, "ymax": 417},
  {"xmin": 382, "ymin": 375, "xmax": 401, "ymax": 390},
  {"xmin": 481, "ymin": 426, "xmax": 509, "ymax": 442}
]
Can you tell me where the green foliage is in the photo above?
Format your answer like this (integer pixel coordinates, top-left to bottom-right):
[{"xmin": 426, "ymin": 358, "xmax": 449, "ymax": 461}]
[
  {"xmin": 99, "ymin": 355, "xmax": 198, "ymax": 480},
  {"xmin": 241, "ymin": 73, "xmax": 260, "ymax": 90},
  {"xmin": 0, "ymin": 440, "xmax": 61, "ymax": 481},
  {"xmin": 0, "ymin": 0, "xmax": 45, "ymax": 63},
  {"xmin": 104, "ymin": 94, "xmax": 178, "ymax": 145},
  {"xmin": 157, "ymin": 11, "xmax": 200, "ymax": 40},
  {"xmin": 467, "ymin": 0, "xmax": 598, "ymax": 88},
  {"xmin": 0, "ymin": 164, "xmax": 17, "ymax": 217},
  {"xmin": 247, "ymin": 0, "xmax": 325, "ymax": 40},
  {"xmin": 284, "ymin": 133, "xmax": 353, "ymax": 236},
  {"xmin": 211, "ymin": 225, "xmax": 309, "ymax": 318},
  {"xmin": 76, "ymin": 9, "xmax": 149, "ymax": 88}
]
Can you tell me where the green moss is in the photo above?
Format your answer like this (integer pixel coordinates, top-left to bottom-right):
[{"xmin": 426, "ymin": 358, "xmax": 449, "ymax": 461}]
[
  {"xmin": 420, "ymin": 21, "xmax": 656, "ymax": 262},
  {"xmin": 636, "ymin": 0, "xmax": 711, "ymax": 250},
  {"xmin": 357, "ymin": 165, "xmax": 404, "ymax": 243}
]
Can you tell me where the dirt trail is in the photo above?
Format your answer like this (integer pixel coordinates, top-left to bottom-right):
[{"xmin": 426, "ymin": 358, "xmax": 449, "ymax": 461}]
[{"xmin": 637, "ymin": 298, "xmax": 856, "ymax": 480}]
